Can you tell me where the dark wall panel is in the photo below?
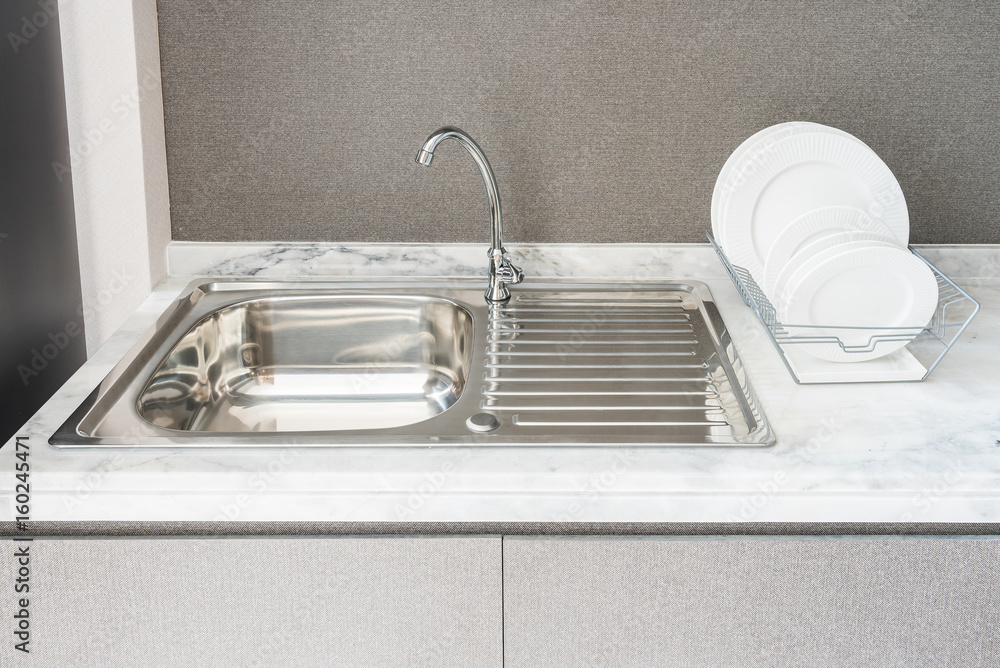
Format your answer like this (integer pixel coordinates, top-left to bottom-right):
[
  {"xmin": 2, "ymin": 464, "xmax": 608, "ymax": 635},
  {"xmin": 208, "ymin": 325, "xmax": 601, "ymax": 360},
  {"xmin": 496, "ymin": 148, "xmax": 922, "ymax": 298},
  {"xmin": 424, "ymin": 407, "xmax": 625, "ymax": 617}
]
[
  {"xmin": 0, "ymin": 0, "xmax": 87, "ymax": 442},
  {"xmin": 157, "ymin": 1, "xmax": 1000, "ymax": 244}
]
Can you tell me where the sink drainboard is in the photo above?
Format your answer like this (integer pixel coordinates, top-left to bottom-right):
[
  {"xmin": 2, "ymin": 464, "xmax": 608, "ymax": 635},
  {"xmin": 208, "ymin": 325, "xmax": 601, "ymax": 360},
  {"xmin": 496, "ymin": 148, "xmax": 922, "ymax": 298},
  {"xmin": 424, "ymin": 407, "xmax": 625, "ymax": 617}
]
[{"xmin": 482, "ymin": 292, "xmax": 751, "ymax": 438}]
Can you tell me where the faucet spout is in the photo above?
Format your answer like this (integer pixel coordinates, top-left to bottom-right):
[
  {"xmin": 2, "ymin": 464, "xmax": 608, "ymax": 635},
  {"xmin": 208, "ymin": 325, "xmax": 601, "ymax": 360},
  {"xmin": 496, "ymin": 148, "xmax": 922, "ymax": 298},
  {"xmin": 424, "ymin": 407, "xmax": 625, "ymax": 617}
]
[{"xmin": 415, "ymin": 126, "xmax": 523, "ymax": 303}]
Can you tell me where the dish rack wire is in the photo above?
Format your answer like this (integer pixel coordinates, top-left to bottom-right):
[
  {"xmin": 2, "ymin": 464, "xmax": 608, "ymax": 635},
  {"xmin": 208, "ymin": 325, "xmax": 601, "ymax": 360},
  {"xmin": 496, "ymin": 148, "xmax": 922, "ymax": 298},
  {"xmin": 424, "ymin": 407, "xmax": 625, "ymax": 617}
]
[{"xmin": 707, "ymin": 233, "xmax": 980, "ymax": 383}]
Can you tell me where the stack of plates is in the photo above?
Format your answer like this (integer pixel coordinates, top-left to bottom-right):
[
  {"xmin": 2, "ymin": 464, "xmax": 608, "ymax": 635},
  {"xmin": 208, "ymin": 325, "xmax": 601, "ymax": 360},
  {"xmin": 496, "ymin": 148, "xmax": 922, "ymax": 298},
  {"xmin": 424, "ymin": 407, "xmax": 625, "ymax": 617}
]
[{"xmin": 712, "ymin": 122, "xmax": 938, "ymax": 363}]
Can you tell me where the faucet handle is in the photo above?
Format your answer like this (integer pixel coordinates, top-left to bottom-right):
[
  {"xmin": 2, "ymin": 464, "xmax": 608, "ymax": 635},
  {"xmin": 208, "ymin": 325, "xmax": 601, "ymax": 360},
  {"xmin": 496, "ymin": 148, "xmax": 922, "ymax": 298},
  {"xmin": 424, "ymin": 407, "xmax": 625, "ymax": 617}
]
[
  {"xmin": 485, "ymin": 248, "xmax": 524, "ymax": 303},
  {"xmin": 491, "ymin": 247, "xmax": 523, "ymax": 285},
  {"xmin": 498, "ymin": 257, "xmax": 524, "ymax": 285}
]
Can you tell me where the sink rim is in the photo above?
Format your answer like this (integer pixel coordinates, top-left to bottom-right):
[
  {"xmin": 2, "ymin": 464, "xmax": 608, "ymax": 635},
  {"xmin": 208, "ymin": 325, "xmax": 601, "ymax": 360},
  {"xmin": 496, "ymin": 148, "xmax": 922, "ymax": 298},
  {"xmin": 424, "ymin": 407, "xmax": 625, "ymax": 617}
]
[{"xmin": 50, "ymin": 277, "xmax": 774, "ymax": 448}]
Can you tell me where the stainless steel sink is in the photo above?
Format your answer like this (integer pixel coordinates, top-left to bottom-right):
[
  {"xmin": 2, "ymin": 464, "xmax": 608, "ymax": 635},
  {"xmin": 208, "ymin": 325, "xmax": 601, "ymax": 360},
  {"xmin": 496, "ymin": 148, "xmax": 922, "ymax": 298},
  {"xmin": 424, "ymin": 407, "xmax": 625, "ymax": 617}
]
[
  {"xmin": 51, "ymin": 279, "xmax": 773, "ymax": 447},
  {"xmin": 138, "ymin": 296, "xmax": 473, "ymax": 432}
]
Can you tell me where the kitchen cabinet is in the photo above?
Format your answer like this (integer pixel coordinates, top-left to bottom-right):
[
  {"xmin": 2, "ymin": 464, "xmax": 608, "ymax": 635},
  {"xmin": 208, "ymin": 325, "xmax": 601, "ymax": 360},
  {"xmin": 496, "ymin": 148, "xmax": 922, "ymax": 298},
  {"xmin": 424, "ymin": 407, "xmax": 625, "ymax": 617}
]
[
  {"xmin": 502, "ymin": 536, "xmax": 1000, "ymax": 667},
  {"xmin": 2, "ymin": 532, "xmax": 998, "ymax": 665},
  {"xmin": 0, "ymin": 536, "xmax": 501, "ymax": 668}
]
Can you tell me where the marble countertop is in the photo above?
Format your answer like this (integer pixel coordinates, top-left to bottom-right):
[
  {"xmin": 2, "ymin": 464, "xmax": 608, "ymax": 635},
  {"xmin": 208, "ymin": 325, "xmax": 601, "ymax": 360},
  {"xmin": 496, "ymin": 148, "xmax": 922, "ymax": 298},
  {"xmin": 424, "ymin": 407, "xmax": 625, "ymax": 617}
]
[{"xmin": 3, "ymin": 242, "xmax": 1000, "ymax": 525}]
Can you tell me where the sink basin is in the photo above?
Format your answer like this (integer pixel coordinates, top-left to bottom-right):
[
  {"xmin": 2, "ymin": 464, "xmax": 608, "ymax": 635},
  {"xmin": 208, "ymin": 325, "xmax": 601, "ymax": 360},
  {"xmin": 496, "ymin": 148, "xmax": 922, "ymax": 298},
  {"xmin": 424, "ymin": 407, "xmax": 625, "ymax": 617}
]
[
  {"xmin": 52, "ymin": 279, "xmax": 773, "ymax": 447},
  {"xmin": 138, "ymin": 296, "xmax": 473, "ymax": 432}
]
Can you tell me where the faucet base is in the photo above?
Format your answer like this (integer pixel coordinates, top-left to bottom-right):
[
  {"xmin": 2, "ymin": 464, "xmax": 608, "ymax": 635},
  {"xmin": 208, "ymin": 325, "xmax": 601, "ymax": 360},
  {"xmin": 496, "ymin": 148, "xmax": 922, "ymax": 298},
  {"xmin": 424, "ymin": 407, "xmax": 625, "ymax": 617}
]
[{"xmin": 484, "ymin": 284, "xmax": 512, "ymax": 303}]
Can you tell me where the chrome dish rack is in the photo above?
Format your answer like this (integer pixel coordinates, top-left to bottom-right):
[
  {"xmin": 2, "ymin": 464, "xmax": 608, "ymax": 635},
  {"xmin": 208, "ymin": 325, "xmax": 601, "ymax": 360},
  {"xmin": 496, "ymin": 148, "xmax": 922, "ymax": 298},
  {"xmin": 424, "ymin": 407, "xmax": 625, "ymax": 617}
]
[{"xmin": 708, "ymin": 233, "xmax": 980, "ymax": 383}]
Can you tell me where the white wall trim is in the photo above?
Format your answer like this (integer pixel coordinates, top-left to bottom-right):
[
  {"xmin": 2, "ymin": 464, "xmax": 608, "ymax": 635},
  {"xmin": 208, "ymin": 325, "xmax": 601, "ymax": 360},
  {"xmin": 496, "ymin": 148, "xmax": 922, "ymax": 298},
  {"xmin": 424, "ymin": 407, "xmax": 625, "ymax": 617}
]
[{"xmin": 58, "ymin": 0, "xmax": 170, "ymax": 355}]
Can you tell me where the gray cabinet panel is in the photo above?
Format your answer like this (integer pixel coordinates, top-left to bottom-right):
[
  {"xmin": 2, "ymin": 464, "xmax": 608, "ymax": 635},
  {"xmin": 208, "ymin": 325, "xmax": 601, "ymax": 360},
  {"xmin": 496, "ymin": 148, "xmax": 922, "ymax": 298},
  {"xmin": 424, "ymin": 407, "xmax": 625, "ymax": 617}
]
[
  {"xmin": 504, "ymin": 536, "xmax": 1000, "ymax": 667},
  {"xmin": 0, "ymin": 536, "xmax": 501, "ymax": 667}
]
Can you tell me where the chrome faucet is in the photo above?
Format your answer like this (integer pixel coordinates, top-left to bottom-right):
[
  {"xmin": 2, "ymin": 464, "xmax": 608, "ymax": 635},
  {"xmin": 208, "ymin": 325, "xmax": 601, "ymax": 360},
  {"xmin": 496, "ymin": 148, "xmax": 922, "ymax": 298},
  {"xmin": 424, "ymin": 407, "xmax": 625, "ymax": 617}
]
[{"xmin": 416, "ymin": 126, "xmax": 524, "ymax": 303}]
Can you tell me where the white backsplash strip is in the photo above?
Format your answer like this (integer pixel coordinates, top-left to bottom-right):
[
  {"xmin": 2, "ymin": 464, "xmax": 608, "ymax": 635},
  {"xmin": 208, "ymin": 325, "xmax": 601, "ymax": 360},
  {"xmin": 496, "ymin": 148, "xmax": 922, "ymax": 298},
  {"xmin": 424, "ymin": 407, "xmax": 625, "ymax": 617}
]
[
  {"xmin": 166, "ymin": 242, "xmax": 1000, "ymax": 281},
  {"xmin": 166, "ymin": 242, "xmax": 730, "ymax": 280},
  {"xmin": 911, "ymin": 245, "xmax": 1000, "ymax": 280}
]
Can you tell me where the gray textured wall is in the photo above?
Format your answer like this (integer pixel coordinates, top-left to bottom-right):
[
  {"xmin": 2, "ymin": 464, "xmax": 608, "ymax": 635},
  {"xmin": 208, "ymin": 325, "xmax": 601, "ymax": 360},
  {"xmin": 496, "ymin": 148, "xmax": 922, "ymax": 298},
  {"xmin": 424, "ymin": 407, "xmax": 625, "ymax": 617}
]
[{"xmin": 157, "ymin": 1, "xmax": 1000, "ymax": 244}]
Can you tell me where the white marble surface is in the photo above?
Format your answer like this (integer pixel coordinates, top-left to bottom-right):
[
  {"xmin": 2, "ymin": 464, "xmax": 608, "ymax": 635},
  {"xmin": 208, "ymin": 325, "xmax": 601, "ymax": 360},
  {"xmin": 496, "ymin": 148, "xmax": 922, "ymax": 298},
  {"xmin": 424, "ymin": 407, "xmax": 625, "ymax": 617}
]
[
  {"xmin": 3, "ymin": 243, "xmax": 1000, "ymax": 524},
  {"xmin": 165, "ymin": 241, "xmax": 732, "ymax": 281},
  {"xmin": 165, "ymin": 241, "xmax": 1000, "ymax": 281}
]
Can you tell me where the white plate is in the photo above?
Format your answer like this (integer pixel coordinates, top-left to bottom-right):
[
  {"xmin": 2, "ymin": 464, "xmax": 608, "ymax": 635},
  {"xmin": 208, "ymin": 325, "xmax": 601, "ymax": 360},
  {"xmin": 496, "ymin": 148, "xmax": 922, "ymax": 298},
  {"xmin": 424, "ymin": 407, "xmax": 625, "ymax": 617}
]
[
  {"xmin": 719, "ymin": 131, "xmax": 909, "ymax": 281},
  {"xmin": 768, "ymin": 232, "xmax": 900, "ymax": 301},
  {"xmin": 780, "ymin": 245, "xmax": 938, "ymax": 363},
  {"xmin": 711, "ymin": 122, "xmax": 805, "ymax": 239},
  {"xmin": 711, "ymin": 122, "xmax": 867, "ymax": 242},
  {"xmin": 772, "ymin": 238, "xmax": 902, "ymax": 316},
  {"xmin": 762, "ymin": 206, "xmax": 901, "ymax": 296}
]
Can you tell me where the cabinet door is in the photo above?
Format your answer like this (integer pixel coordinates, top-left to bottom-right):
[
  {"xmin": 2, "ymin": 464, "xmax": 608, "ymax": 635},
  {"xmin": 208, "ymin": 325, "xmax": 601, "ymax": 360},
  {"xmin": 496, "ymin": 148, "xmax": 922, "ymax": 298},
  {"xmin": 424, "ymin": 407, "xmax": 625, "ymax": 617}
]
[
  {"xmin": 0, "ymin": 536, "xmax": 501, "ymax": 667},
  {"xmin": 503, "ymin": 536, "xmax": 1000, "ymax": 668}
]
